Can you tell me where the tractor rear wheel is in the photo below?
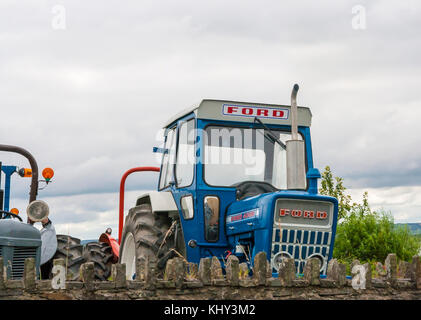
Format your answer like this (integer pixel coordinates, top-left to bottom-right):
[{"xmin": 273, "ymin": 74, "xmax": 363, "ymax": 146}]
[
  {"xmin": 119, "ymin": 203, "xmax": 183, "ymax": 280},
  {"xmin": 83, "ymin": 241, "xmax": 114, "ymax": 281},
  {"xmin": 52, "ymin": 234, "xmax": 85, "ymax": 281}
]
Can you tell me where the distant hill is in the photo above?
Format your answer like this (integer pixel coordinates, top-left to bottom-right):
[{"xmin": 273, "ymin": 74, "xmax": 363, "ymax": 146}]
[
  {"xmin": 81, "ymin": 239, "xmax": 96, "ymax": 245},
  {"xmin": 395, "ymin": 223, "xmax": 421, "ymax": 235},
  {"xmin": 81, "ymin": 239, "xmax": 119, "ymax": 245}
]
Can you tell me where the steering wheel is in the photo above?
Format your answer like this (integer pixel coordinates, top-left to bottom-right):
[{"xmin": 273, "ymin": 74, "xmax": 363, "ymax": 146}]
[
  {"xmin": 231, "ymin": 181, "xmax": 278, "ymax": 200},
  {"xmin": 0, "ymin": 210, "xmax": 23, "ymax": 222}
]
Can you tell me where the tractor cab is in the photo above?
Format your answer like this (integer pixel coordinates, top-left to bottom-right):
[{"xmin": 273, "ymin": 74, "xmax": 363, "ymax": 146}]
[
  {"xmin": 119, "ymin": 85, "xmax": 338, "ymax": 279},
  {"xmin": 153, "ymin": 86, "xmax": 338, "ymax": 275}
]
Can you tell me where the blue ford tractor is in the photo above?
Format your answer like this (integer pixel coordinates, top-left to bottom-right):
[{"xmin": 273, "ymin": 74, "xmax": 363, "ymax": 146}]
[{"xmin": 117, "ymin": 85, "xmax": 339, "ymax": 279}]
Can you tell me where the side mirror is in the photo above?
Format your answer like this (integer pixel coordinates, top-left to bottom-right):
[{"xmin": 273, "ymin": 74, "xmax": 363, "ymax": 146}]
[{"xmin": 286, "ymin": 84, "xmax": 306, "ymax": 190}]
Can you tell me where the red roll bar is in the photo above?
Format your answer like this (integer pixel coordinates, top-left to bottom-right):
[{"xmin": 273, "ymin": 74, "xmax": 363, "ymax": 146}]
[{"xmin": 118, "ymin": 167, "xmax": 160, "ymax": 244}]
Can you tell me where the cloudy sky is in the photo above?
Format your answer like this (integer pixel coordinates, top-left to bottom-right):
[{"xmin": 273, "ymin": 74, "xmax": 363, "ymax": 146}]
[{"xmin": 1, "ymin": 0, "xmax": 420, "ymax": 239}]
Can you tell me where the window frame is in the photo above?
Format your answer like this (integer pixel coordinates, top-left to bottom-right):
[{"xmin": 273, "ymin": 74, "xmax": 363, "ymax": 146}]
[
  {"xmin": 202, "ymin": 123, "xmax": 307, "ymax": 190},
  {"xmin": 203, "ymin": 195, "xmax": 220, "ymax": 242},
  {"xmin": 175, "ymin": 118, "xmax": 196, "ymax": 189},
  {"xmin": 158, "ymin": 126, "xmax": 177, "ymax": 190}
]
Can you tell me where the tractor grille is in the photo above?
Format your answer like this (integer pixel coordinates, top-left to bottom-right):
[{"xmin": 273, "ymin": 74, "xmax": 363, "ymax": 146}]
[
  {"xmin": 271, "ymin": 228, "xmax": 332, "ymax": 275},
  {"xmin": 11, "ymin": 247, "xmax": 37, "ymax": 279}
]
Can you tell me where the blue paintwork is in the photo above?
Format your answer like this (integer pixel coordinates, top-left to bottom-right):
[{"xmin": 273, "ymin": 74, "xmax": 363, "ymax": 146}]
[
  {"xmin": 0, "ymin": 166, "xmax": 17, "ymax": 212},
  {"xmin": 157, "ymin": 112, "xmax": 339, "ymax": 273}
]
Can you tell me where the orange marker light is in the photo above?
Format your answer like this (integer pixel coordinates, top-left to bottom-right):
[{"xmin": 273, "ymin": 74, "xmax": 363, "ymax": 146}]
[
  {"xmin": 42, "ymin": 167, "xmax": 54, "ymax": 181},
  {"xmin": 10, "ymin": 208, "xmax": 19, "ymax": 215},
  {"xmin": 18, "ymin": 168, "xmax": 32, "ymax": 178}
]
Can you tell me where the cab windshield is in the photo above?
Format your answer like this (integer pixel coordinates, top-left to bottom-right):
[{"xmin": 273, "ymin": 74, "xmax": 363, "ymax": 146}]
[{"xmin": 203, "ymin": 125, "xmax": 305, "ymax": 189}]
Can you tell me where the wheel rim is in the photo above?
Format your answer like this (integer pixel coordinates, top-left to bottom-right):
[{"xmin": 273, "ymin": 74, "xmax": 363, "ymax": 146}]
[{"xmin": 121, "ymin": 233, "xmax": 136, "ymax": 280}]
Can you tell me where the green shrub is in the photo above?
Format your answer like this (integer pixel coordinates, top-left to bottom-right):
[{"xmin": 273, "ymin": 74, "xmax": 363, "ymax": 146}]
[{"xmin": 320, "ymin": 166, "xmax": 421, "ymax": 265}]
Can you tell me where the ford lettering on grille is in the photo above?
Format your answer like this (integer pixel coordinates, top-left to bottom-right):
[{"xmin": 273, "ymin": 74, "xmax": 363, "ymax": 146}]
[{"xmin": 275, "ymin": 199, "xmax": 333, "ymax": 228}]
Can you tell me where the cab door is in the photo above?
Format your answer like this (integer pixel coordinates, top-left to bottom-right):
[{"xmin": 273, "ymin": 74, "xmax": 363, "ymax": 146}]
[{"xmin": 166, "ymin": 116, "xmax": 200, "ymax": 263}]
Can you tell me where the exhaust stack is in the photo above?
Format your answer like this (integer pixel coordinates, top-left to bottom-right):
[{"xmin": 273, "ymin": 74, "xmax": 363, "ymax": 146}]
[{"xmin": 286, "ymin": 84, "xmax": 306, "ymax": 190}]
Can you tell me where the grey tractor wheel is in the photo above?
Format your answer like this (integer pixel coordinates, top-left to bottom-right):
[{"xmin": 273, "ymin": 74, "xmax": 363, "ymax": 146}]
[
  {"xmin": 119, "ymin": 203, "xmax": 184, "ymax": 280},
  {"xmin": 83, "ymin": 241, "xmax": 114, "ymax": 281},
  {"xmin": 53, "ymin": 234, "xmax": 86, "ymax": 281}
]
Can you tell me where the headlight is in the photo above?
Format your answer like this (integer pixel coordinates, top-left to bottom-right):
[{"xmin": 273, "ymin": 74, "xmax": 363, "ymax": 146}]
[{"xmin": 27, "ymin": 200, "xmax": 50, "ymax": 222}]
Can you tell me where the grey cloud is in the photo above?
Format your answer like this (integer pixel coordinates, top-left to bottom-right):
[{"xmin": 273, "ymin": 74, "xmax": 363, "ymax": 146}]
[{"xmin": 1, "ymin": 1, "xmax": 420, "ymax": 235}]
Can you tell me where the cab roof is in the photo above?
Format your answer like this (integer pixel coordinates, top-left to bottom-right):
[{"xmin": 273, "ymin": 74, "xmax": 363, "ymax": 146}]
[{"xmin": 163, "ymin": 99, "xmax": 312, "ymax": 128}]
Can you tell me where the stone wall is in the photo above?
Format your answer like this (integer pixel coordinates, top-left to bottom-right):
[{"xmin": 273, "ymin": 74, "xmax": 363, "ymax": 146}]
[{"xmin": 1, "ymin": 253, "xmax": 420, "ymax": 300}]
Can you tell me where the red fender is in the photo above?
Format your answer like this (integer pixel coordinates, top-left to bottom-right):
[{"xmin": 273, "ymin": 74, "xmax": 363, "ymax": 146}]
[
  {"xmin": 99, "ymin": 233, "xmax": 120, "ymax": 263},
  {"xmin": 118, "ymin": 167, "xmax": 160, "ymax": 244}
]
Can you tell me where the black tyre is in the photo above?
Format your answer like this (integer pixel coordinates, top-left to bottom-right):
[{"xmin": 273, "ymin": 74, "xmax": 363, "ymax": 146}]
[
  {"xmin": 119, "ymin": 203, "xmax": 184, "ymax": 280},
  {"xmin": 83, "ymin": 241, "xmax": 114, "ymax": 280},
  {"xmin": 52, "ymin": 234, "xmax": 85, "ymax": 281}
]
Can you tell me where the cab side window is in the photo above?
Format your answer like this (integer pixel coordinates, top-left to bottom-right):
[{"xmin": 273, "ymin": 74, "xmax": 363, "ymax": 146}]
[
  {"xmin": 159, "ymin": 128, "xmax": 177, "ymax": 189},
  {"xmin": 176, "ymin": 119, "xmax": 195, "ymax": 188}
]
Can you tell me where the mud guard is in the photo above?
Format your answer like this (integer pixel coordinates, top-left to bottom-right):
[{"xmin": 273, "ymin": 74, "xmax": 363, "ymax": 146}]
[{"xmin": 99, "ymin": 233, "xmax": 120, "ymax": 263}]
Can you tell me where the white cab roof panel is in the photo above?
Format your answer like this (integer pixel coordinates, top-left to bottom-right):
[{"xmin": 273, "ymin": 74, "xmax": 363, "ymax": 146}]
[{"xmin": 163, "ymin": 99, "xmax": 312, "ymax": 128}]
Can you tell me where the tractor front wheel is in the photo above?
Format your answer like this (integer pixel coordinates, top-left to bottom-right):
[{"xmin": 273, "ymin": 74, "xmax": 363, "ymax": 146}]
[{"xmin": 119, "ymin": 203, "xmax": 181, "ymax": 280}]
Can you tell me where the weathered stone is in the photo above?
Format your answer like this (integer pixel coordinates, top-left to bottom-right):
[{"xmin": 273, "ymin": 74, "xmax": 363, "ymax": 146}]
[
  {"xmin": 112, "ymin": 263, "xmax": 127, "ymax": 289},
  {"xmin": 198, "ymin": 257, "xmax": 211, "ymax": 285},
  {"xmin": 292, "ymin": 279, "xmax": 309, "ymax": 287},
  {"xmin": 5, "ymin": 280, "xmax": 24, "ymax": 289},
  {"xmin": 225, "ymin": 255, "xmax": 239, "ymax": 286},
  {"xmin": 0, "ymin": 258, "xmax": 4, "ymax": 290},
  {"xmin": 376, "ymin": 262, "xmax": 387, "ymax": 277},
  {"xmin": 327, "ymin": 259, "xmax": 347, "ymax": 286},
  {"xmin": 23, "ymin": 258, "xmax": 36, "ymax": 291},
  {"xmin": 173, "ymin": 257, "xmax": 186, "ymax": 288},
  {"xmin": 398, "ymin": 261, "xmax": 412, "ymax": 279},
  {"xmin": 266, "ymin": 261, "xmax": 272, "ymax": 278},
  {"xmin": 385, "ymin": 254, "xmax": 397, "ymax": 286},
  {"xmin": 52, "ymin": 258, "xmax": 66, "ymax": 289},
  {"xmin": 80, "ymin": 262, "xmax": 95, "ymax": 291},
  {"xmin": 144, "ymin": 256, "xmax": 157, "ymax": 289},
  {"xmin": 253, "ymin": 251, "xmax": 267, "ymax": 286},
  {"xmin": 267, "ymin": 278, "xmax": 282, "ymax": 287},
  {"xmin": 186, "ymin": 262, "xmax": 198, "ymax": 280},
  {"xmin": 372, "ymin": 278, "xmax": 387, "ymax": 288},
  {"xmin": 156, "ymin": 280, "xmax": 175, "ymax": 289},
  {"xmin": 318, "ymin": 288, "xmax": 351, "ymax": 296},
  {"xmin": 65, "ymin": 281, "xmax": 84, "ymax": 290},
  {"xmin": 239, "ymin": 263, "xmax": 250, "ymax": 280},
  {"xmin": 239, "ymin": 279, "xmax": 257, "ymax": 287},
  {"xmin": 338, "ymin": 263, "xmax": 347, "ymax": 286},
  {"xmin": 412, "ymin": 256, "xmax": 421, "ymax": 289},
  {"xmin": 94, "ymin": 281, "xmax": 115, "ymax": 290},
  {"xmin": 212, "ymin": 279, "xmax": 227, "ymax": 286},
  {"xmin": 277, "ymin": 258, "xmax": 295, "ymax": 287},
  {"xmin": 37, "ymin": 280, "xmax": 52, "ymax": 290},
  {"xmin": 164, "ymin": 259, "xmax": 176, "ymax": 281},
  {"xmin": 210, "ymin": 256, "xmax": 224, "ymax": 283},
  {"xmin": 185, "ymin": 280, "xmax": 203, "ymax": 288},
  {"xmin": 136, "ymin": 257, "xmax": 146, "ymax": 282},
  {"xmin": 303, "ymin": 258, "xmax": 320, "ymax": 285},
  {"xmin": 126, "ymin": 280, "xmax": 143, "ymax": 290},
  {"xmin": 272, "ymin": 289, "xmax": 292, "ymax": 297},
  {"xmin": 396, "ymin": 279, "xmax": 415, "ymax": 289},
  {"xmin": 320, "ymin": 279, "xmax": 337, "ymax": 288}
]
